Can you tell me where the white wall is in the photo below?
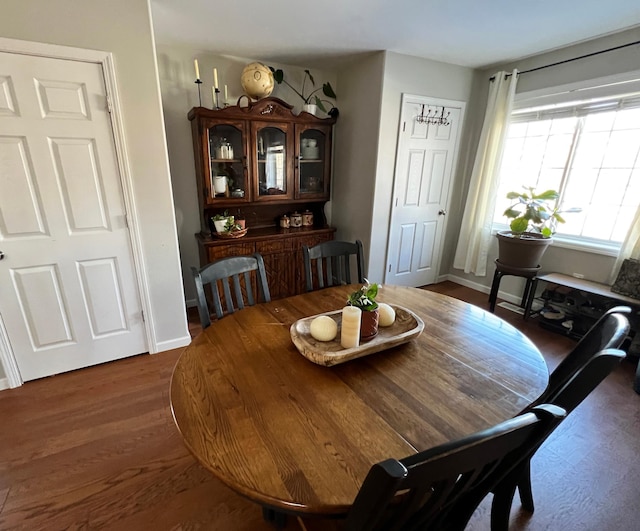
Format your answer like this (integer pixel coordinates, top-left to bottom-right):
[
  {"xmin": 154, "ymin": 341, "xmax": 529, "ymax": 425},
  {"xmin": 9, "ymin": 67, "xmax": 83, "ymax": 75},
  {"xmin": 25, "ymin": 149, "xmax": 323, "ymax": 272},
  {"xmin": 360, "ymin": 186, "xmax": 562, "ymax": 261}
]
[
  {"xmin": 331, "ymin": 53, "xmax": 386, "ymax": 279},
  {"xmin": 446, "ymin": 27, "xmax": 640, "ymax": 298},
  {"xmin": 0, "ymin": 0, "xmax": 191, "ymax": 361},
  {"xmin": 331, "ymin": 52, "xmax": 475, "ymax": 283},
  {"xmin": 154, "ymin": 45, "xmax": 338, "ymax": 302}
]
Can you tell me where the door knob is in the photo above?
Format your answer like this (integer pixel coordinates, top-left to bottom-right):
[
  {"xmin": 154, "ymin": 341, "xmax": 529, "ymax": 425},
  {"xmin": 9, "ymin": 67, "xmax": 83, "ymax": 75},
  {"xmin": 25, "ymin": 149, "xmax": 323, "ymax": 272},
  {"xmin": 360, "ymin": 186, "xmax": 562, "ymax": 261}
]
[
  {"xmin": 438, "ymin": 210, "xmax": 447, "ymax": 216},
  {"xmin": 0, "ymin": 251, "xmax": 4, "ymax": 260}
]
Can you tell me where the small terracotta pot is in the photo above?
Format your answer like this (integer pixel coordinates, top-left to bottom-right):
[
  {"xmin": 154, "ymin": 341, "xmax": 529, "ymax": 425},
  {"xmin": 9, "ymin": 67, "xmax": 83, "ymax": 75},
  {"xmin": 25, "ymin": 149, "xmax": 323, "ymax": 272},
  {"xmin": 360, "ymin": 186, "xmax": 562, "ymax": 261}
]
[{"xmin": 360, "ymin": 309, "xmax": 379, "ymax": 342}]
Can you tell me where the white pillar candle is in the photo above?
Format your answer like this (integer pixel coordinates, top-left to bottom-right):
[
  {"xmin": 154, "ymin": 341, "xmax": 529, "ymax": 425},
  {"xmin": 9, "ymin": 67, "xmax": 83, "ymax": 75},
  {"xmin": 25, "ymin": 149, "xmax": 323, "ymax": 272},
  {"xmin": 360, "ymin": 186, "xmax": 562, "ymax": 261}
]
[
  {"xmin": 341, "ymin": 306, "xmax": 361, "ymax": 349},
  {"xmin": 194, "ymin": 59, "xmax": 200, "ymax": 80},
  {"xmin": 213, "ymin": 68, "xmax": 219, "ymax": 89}
]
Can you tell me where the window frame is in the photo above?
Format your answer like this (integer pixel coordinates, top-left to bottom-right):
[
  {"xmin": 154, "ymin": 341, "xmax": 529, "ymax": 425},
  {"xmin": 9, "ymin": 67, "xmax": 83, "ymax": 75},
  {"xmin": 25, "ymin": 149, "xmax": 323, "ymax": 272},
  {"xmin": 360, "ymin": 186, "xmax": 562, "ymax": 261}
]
[{"xmin": 492, "ymin": 69, "xmax": 640, "ymax": 256}]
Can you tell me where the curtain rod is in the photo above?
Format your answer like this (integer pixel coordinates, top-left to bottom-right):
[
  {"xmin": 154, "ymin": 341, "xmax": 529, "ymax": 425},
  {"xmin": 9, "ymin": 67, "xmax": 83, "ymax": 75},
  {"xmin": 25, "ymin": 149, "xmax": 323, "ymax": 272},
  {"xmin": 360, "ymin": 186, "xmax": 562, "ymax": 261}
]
[{"xmin": 490, "ymin": 39, "xmax": 640, "ymax": 81}]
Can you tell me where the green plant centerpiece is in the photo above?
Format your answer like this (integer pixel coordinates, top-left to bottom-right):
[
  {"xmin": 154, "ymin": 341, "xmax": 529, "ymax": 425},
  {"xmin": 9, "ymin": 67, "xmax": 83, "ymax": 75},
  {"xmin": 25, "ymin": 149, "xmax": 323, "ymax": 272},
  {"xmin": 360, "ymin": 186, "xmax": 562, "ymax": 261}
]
[
  {"xmin": 347, "ymin": 281, "xmax": 379, "ymax": 341},
  {"xmin": 497, "ymin": 187, "xmax": 580, "ymax": 269},
  {"xmin": 269, "ymin": 67, "xmax": 338, "ymax": 116}
]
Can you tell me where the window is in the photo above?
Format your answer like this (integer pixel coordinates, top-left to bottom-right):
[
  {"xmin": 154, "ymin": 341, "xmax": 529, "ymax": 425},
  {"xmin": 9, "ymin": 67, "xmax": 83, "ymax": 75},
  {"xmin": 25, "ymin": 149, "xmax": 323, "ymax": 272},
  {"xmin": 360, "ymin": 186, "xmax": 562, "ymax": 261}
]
[{"xmin": 493, "ymin": 86, "xmax": 640, "ymax": 253}]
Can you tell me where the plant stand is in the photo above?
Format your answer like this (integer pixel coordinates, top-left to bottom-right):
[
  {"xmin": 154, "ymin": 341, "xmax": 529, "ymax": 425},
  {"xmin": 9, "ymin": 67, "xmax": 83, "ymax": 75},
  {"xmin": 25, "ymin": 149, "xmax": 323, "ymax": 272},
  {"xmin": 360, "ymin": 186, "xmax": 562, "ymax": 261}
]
[{"xmin": 488, "ymin": 259, "xmax": 541, "ymax": 319}]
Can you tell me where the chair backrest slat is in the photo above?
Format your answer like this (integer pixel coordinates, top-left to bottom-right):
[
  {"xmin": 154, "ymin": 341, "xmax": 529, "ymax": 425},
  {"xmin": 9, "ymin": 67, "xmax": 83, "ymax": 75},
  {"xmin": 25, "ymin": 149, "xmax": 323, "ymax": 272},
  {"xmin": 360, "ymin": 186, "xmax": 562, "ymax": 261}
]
[
  {"xmin": 303, "ymin": 240, "xmax": 365, "ymax": 292},
  {"xmin": 540, "ymin": 310, "xmax": 630, "ymax": 405},
  {"xmin": 343, "ymin": 404, "xmax": 566, "ymax": 531},
  {"xmin": 191, "ymin": 253, "xmax": 271, "ymax": 328}
]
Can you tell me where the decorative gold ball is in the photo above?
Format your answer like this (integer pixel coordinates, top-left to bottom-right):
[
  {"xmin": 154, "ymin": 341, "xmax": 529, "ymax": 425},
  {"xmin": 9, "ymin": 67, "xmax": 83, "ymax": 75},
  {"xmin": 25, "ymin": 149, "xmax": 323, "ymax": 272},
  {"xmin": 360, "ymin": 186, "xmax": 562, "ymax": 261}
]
[{"xmin": 240, "ymin": 62, "xmax": 274, "ymax": 100}]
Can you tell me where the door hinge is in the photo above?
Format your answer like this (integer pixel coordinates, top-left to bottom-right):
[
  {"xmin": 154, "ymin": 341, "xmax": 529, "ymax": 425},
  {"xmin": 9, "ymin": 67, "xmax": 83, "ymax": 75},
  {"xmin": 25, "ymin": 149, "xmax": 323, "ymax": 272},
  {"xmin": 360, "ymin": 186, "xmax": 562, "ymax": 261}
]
[
  {"xmin": 402, "ymin": 122, "xmax": 406, "ymax": 132},
  {"xmin": 395, "ymin": 198, "xmax": 398, "ymax": 207},
  {"xmin": 141, "ymin": 310, "xmax": 145, "ymax": 322},
  {"xmin": 388, "ymin": 264, "xmax": 391, "ymax": 273},
  {"xmin": 106, "ymin": 95, "xmax": 113, "ymax": 114}
]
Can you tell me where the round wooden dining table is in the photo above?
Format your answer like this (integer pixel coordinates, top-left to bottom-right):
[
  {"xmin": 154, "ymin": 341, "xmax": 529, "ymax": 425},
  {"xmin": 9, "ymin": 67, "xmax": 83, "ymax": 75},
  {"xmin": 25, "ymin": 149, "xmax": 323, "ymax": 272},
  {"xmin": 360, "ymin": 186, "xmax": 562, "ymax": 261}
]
[{"xmin": 170, "ymin": 285, "xmax": 549, "ymax": 518}]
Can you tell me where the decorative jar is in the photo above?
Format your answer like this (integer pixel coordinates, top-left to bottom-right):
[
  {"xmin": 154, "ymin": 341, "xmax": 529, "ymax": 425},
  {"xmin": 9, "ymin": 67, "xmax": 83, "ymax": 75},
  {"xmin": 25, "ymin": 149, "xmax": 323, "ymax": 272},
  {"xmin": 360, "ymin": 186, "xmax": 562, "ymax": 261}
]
[
  {"xmin": 302, "ymin": 210, "xmax": 314, "ymax": 227},
  {"xmin": 290, "ymin": 211, "xmax": 303, "ymax": 227},
  {"xmin": 279, "ymin": 215, "xmax": 290, "ymax": 229}
]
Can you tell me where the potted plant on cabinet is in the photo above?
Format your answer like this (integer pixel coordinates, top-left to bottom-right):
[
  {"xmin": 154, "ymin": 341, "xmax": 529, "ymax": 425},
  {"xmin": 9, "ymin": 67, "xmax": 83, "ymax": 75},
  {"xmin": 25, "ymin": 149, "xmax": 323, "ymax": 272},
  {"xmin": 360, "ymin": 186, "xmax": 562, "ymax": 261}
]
[
  {"xmin": 211, "ymin": 211, "xmax": 233, "ymax": 234},
  {"xmin": 269, "ymin": 67, "xmax": 338, "ymax": 117},
  {"xmin": 497, "ymin": 187, "xmax": 580, "ymax": 269},
  {"xmin": 347, "ymin": 281, "xmax": 379, "ymax": 341}
]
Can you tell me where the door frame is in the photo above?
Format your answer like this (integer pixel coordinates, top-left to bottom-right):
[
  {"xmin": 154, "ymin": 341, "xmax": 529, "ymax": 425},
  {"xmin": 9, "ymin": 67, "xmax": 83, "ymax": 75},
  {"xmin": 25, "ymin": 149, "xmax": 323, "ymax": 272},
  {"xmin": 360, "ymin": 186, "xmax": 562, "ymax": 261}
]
[
  {"xmin": 384, "ymin": 93, "xmax": 466, "ymax": 286},
  {"xmin": 0, "ymin": 37, "xmax": 151, "ymax": 388}
]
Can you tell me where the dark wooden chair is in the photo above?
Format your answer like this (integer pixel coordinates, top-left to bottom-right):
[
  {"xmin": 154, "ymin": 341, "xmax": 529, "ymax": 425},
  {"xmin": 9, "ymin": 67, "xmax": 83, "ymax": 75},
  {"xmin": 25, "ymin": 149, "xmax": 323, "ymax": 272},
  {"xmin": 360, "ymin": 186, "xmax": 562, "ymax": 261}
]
[
  {"xmin": 491, "ymin": 345, "xmax": 628, "ymax": 530},
  {"xmin": 191, "ymin": 253, "xmax": 271, "ymax": 328},
  {"xmin": 302, "ymin": 240, "xmax": 365, "ymax": 292},
  {"xmin": 298, "ymin": 404, "xmax": 566, "ymax": 531}
]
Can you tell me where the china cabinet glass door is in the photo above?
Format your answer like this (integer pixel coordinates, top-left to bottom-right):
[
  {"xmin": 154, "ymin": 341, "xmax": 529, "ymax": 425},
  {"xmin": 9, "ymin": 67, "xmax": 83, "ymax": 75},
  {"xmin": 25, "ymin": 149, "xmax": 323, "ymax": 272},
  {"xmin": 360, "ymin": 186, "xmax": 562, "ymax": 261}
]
[
  {"xmin": 253, "ymin": 122, "xmax": 293, "ymax": 200},
  {"xmin": 207, "ymin": 122, "xmax": 247, "ymax": 203},
  {"xmin": 297, "ymin": 125, "xmax": 330, "ymax": 199}
]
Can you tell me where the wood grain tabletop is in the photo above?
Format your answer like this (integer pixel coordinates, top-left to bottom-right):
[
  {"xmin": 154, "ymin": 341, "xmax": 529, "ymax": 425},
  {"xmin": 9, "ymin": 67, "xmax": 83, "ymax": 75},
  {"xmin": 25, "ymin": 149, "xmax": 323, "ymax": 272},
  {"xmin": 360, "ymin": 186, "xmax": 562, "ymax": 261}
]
[{"xmin": 170, "ymin": 285, "xmax": 549, "ymax": 517}]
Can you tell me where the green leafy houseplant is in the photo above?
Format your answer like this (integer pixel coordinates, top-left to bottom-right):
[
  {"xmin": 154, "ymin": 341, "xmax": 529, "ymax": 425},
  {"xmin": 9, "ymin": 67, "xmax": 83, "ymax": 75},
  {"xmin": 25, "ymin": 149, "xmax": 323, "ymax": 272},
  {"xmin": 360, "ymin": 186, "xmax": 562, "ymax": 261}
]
[
  {"xmin": 269, "ymin": 67, "xmax": 338, "ymax": 115},
  {"xmin": 503, "ymin": 187, "xmax": 580, "ymax": 238},
  {"xmin": 346, "ymin": 281, "xmax": 379, "ymax": 311}
]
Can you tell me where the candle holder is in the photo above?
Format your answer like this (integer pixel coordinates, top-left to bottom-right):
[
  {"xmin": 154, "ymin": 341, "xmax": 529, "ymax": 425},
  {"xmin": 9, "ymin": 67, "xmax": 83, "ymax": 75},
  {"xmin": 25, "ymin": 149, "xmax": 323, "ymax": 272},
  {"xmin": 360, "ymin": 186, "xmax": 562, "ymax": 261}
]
[
  {"xmin": 213, "ymin": 87, "xmax": 221, "ymax": 110},
  {"xmin": 194, "ymin": 79, "xmax": 203, "ymax": 107}
]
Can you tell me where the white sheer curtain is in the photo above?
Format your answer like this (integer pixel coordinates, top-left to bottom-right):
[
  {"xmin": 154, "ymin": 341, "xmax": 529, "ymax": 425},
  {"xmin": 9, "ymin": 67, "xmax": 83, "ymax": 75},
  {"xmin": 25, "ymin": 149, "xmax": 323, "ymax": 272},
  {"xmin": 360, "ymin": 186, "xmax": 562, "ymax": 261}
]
[
  {"xmin": 609, "ymin": 206, "xmax": 640, "ymax": 283},
  {"xmin": 453, "ymin": 69, "xmax": 518, "ymax": 276}
]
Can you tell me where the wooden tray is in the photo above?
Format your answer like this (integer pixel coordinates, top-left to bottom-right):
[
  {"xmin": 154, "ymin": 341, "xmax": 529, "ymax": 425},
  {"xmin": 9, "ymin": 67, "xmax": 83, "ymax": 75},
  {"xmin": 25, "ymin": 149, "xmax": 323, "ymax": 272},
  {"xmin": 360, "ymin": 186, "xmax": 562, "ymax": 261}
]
[
  {"xmin": 214, "ymin": 228, "xmax": 248, "ymax": 239},
  {"xmin": 290, "ymin": 305, "xmax": 424, "ymax": 366}
]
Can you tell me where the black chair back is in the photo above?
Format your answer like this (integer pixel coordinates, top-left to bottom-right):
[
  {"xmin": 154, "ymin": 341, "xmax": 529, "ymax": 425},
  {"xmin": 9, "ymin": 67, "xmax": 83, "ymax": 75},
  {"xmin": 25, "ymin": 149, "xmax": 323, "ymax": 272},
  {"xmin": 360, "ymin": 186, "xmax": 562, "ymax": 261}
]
[
  {"xmin": 343, "ymin": 404, "xmax": 566, "ymax": 531},
  {"xmin": 491, "ymin": 347, "xmax": 627, "ymax": 530},
  {"xmin": 543, "ymin": 310, "xmax": 630, "ymax": 402},
  {"xmin": 303, "ymin": 240, "xmax": 365, "ymax": 292},
  {"xmin": 191, "ymin": 253, "xmax": 270, "ymax": 328}
]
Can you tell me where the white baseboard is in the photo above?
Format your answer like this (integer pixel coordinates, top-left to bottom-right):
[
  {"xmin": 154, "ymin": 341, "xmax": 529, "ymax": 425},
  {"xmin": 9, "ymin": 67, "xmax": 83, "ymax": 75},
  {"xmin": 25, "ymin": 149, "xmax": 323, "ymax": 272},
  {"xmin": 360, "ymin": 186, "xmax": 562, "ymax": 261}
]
[
  {"xmin": 0, "ymin": 377, "xmax": 9, "ymax": 391},
  {"xmin": 440, "ymin": 273, "xmax": 524, "ymax": 306},
  {"xmin": 152, "ymin": 335, "xmax": 192, "ymax": 353}
]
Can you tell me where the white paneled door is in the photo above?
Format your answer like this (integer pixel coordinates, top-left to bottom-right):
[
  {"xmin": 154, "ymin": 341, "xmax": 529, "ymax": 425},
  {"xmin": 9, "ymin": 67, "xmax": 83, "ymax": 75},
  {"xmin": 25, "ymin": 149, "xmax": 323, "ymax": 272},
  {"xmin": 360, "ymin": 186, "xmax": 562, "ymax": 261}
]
[
  {"xmin": 385, "ymin": 95, "xmax": 465, "ymax": 287},
  {"xmin": 0, "ymin": 51, "xmax": 147, "ymax": 381}
]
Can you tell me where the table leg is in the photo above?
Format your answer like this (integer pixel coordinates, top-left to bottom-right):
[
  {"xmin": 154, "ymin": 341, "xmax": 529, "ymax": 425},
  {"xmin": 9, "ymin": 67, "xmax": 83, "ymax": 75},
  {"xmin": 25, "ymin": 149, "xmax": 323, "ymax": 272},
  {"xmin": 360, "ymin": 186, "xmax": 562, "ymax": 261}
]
[{"xmin": 262, "ymin": 507, "xmax": 288, "ymax": 528}]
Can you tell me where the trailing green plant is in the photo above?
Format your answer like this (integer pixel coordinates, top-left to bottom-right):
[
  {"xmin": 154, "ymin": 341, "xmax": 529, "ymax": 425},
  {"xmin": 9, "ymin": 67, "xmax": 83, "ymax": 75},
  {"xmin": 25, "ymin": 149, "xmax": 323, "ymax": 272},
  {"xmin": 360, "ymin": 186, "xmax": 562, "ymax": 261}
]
[
  {"xmin": 212, "ymin": 210, "xmax": 232, "ymax": 222},
  {"xmin": 346, "ymin": 281, "xmax": 379, "ymax": 311},
  {"xmin": 223, "ymin": 218, "xmax": 243, "ymax": 232},
  {"xmin": 503, "ymin": 187, "xmax": 580, "ymax": 238},
  {"xmin": 269, "ymin": 67, "xmax": 337, "ymax": 114}
]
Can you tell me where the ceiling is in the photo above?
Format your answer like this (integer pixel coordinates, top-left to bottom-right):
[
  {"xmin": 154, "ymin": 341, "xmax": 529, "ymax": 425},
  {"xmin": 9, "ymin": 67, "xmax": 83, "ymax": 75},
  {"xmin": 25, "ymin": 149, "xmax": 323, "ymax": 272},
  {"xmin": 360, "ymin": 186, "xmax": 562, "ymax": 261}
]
[{"xmin": 150, "ymin": 0, "xmax": 640, "ymax": 70}]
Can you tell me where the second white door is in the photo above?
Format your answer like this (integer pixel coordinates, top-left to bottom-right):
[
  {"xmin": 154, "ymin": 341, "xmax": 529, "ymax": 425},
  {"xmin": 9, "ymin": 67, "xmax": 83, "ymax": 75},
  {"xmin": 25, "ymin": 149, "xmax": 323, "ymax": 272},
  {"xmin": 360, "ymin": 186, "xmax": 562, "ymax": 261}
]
[{"xmin": 385, "ymin": 95, "xmax": 465, "ymax": 287}]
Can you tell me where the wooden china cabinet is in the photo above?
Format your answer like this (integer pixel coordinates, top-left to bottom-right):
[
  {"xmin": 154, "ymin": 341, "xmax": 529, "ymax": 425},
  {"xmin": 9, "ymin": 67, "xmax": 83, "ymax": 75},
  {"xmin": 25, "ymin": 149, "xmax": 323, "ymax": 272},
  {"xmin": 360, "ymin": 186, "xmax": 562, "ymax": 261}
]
[{"xmin": 188, "ymin": 97, "xmax": 337, "ymax": 299}]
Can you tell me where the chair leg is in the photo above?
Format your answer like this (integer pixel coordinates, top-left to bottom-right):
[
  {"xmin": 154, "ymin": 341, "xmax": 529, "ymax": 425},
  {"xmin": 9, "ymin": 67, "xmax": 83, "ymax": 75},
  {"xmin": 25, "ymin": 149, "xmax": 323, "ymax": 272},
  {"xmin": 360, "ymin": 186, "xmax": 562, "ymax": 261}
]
[
  {"xmin": 489, "ymin": 269, "xmax": 502, "ymax": 312},
  {"xmin": 517, "ymin": 460, "xmax": 535, "ymax": 512},
  {"xmin": 490, "ymin": 480, "xmax": 518, "ymax": 531}
]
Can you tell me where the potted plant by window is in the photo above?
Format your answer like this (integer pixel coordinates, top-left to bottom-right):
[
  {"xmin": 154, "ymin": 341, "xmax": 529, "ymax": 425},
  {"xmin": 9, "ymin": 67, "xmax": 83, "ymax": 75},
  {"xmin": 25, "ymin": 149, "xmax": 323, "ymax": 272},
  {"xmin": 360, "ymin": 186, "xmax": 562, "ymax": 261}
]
[
  {"xmin": 269, "ymin": 67, "xmax": 338, "ymax": 117},
  {"xmin": 347, "ymin": 281, "xmax": 379, "ymax": 341},
  {"xmin": 497, "ymin": 187, "xmax": 580, "ymax": 269}
]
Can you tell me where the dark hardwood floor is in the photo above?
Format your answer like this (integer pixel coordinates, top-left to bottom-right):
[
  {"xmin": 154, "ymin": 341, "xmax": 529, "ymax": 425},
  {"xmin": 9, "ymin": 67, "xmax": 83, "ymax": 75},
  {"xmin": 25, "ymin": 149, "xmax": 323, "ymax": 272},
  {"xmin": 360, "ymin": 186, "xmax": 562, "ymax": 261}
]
[{"xmin": 1, "ymin": 281, "xmax": 638, "ymax": 530}]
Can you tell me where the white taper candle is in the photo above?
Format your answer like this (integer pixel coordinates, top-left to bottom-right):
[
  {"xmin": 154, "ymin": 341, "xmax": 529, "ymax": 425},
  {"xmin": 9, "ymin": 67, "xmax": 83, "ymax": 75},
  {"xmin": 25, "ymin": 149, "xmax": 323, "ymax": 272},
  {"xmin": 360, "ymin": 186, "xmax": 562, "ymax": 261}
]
[
  {"xmin": 341, "ymin": 306, "xmax": 361, "ymax": 349},
  {"xmin": 213, "ymin": 68, "xmax": 219, "ymax": 89},
  {"xmin": 194, "ymin": 59, "xmax": 200, "ymax": 80}
]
